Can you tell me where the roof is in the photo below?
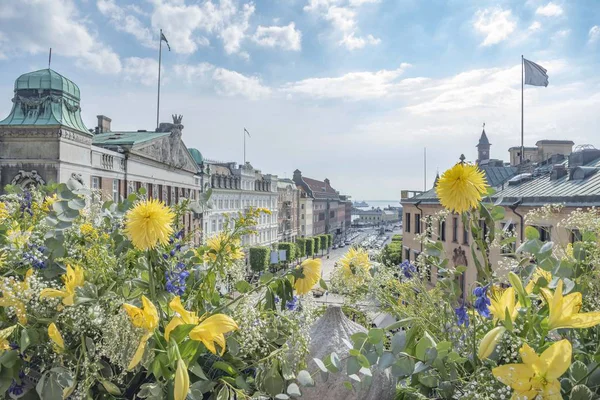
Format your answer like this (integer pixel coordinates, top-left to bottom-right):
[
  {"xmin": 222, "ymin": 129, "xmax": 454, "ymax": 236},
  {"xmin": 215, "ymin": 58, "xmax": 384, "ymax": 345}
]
[
  {"xmin": 0, "ymin": 68, "xmax": 89, "ymax": 134},
  {"xmin": 536, "ymin": 140, "xmax": 575, "ymax": 146},
  {"xmin": 302, "ymin": 177, "xmax": 339, "ymax": 200},
  {"xmin": 277, "ymin": 178, "xmax": 296, "ymax": 190},
  {"xmin": 93, "ymin": 131, "xmax": 170, "ymax": 146},
  {"xmin": 494, "ymin": 154, "xmax": 600, "ymax": 207},
  {"xmin": 509, "ymin": 146, "xmax": 537, "ymax": 151},
  {"xmin": 477, "ymin": 129, "xmax": 490, "ymax": 147},
  {"xmin": 188, "ymin": 148, "xmax": 203, "ymax": 164},
  {"xmin": 403, "ymin": 164, "xmax": 518, "ymax": 204}
]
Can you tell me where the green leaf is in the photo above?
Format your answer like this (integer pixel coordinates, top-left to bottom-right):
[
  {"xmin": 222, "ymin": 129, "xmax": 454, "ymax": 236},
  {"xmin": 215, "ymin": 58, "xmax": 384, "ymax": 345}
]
[
  {"xmin": 378, "ymin": 352, "xmax": 396, "ymax": 369},
  {"xmin": 325, "ymin": 353, "xmax": 340, "ymax": 373},
  {"xmin": 67, "ymin": 197, "xmax": 86, "ymax": 210},
  {"xmin": 357, "ymin": 354, "xmax": 371, "ymax": 368},
  {"xmin": 319, "ymin": 278, "xmax": 328, "ymax": 290},
  {"xmin": 260, "ymin": 272, "xmax": 274, "ymax": 284},
  {"xmin": 570, "ymin": 385, "xmax": 594, "ymax": 400},
  {"xmin": 313, "ymin": 358, "xmax": 328, "ymax": 372},
  {"xmin": 20, "ymin": 329, "xmax": 31, "ymax": 352},
  {"xmin": 212, "ymin": 361, "xmax": 237, "ymax": 376},
  {"xmin": 418, "ymin": 373, "xmax": 439, "ymax": 388},
  {"xmin": 525, "ymin": 226, "xmax": 540, "ymax": 240},
  {"xmin": 275, "ymin": 394, "xmax": 290, "ymax": 400},
  {"xmin": 343, "ymin": 381, "xmax": 353, "ymax": 390},
  {"xmin": 391, "ymin": 331, "xmax": 406, "ymax": 355},
  {"xmin": 351, "ymin": 332, "xmax": 368, "ymax": 347},
  {"xmin": 263, "ymin": 370, "xmax": 284, "ymax": 396},
  {"xmin": 385, "ymin": 317, "xmax": 416, "ymax": 331},
  {"xmin": 216, "ymin": 385, "xmax": 230, "ymax": 400},
  {"xmin": 570, "ymin": 361, "xmax": 588, "ymax": 384},
  {"xmin": 415, "ymin": 333, "xmax": 436, "ymax": 361},
  {"xmin": 287, "ymin": 383, "xmax": 302, "ymax": 397},
  {"xmin": 101, "ymin": 380, "xmax": 121, "ymax": 395},
  {"xmin": 297, "ymin": 370, "xmax": 315, "ymax": 387},
  {"xmin": 234, "ymin": 280, "xmax": 252, "ymax": 293},
  {"xmin": 391, "ymin": 356, "xmax": 414, "ymax": 377},
  {"xmin": 346, "ymin": 357, "xmax": 361, "ymax": 375},
  {"xmin": 367, "ymin": 328, "xmax": 384, "ymax": 344}
]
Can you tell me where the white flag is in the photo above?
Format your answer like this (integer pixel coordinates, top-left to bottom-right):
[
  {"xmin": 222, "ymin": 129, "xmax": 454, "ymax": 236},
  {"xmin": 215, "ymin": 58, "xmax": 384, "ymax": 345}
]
[{"xmin": 524, "ymin": 58, "xmax": 549, "ymax": 87}]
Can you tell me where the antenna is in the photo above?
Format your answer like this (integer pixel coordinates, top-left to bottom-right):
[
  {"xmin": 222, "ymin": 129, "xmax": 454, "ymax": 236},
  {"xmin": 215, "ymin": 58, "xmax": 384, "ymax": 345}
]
[
  {"xmin": 48, "ymin": 48, "xmax": 52, "ymax": 69},
  {"xmin": 424, "ymin": 147, "xmax": 427, "ymax": 191}
]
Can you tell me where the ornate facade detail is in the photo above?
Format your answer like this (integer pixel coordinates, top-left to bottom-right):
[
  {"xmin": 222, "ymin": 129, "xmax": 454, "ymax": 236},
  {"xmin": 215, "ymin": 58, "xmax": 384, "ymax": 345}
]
[
  {"xmin": 101, "ymin": 154, "xmax": 114, "ymax": 170},
  {"xmin": 11, "ymin": 170, "xmax": 46, "ymax": 187},
  {"xmin": 152, "ymin": 184, "xmax": 159, "ymax": 199},
  {"xmin": 452, "ymin": 247, "xmax": 468, "ymax": 267}
]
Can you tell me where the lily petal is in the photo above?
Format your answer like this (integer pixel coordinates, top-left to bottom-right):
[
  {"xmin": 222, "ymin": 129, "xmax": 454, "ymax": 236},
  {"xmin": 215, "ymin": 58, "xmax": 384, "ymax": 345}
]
[
  {"xmin": 567, "ymin": 312, "xmax": 600, "ymax": 329},
  {"xmin": 165, "ymin": 317, "xmax": 184, "ymax": 342},
  {"xmin": 128, "ymin": 332, "xmax": 153, "ymax": 370},
  {"xmin": 492, "ymin": 363, "xmax": 535, "ymax": 391},
  {"xmin": 540, "ymin": 339, "xmax": 572, "ymax": 380}
]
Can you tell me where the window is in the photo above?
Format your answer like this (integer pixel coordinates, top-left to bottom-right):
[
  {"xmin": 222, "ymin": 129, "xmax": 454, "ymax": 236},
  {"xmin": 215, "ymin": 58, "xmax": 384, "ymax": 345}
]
[
  {"xmin": 463, "ymin": 224, "xmax": 469, "ymax": 245},
  {"xmin": 501, "ymin": 222, "xmax": 516, "ymax": 255},
  {"xmin": 301, "ymin": 204, "xmax": 305, "ymax": 210},
  {"xmin": 301, "ymin": 214, "xmax": 305, "ymax": 220},
  {"xmin": 91, "ymin": 176, "xmax": 101, "ymax": 190},
  {"xmin": 405, "ymin": 247, "xmax": 410, "ymax": 261},
  {"xmin": 452, "ymin": 217, "xmax": 458, "ymax": 242},
  {"xmin": 479, "ymin": 220, "xmax": 489, "ymax": 240},
  {"xmin": 211, "ymin": 220, "xmax": 216, "ymax": 233},
  {"xmin": 533, "ymin": 225, "xmax": 551, "ymax": 242},
  {"xmin": 405, "ymin": 213, "xmax": 411, "ymax": 232},
  {"xmin": 319, "ymin": 213, "xmax": 325, "ymax": 221},
  {"xmin": 415, "ymin": 214, "xmax": 421, "ymax": 234},
  {"xmin": 571, "ymin": 229, "xmax": 582, "ymax": 243},
  {"xmin": 440, "ymin": 220, "xmax": 446, "ymax": 242},
  {"xmin": 330, "ymin": 211, "xmax": 335, "ymax": 218},
  {"xmin": 112, "ymin": 179, "xmax": 119, "ymax": 202}
]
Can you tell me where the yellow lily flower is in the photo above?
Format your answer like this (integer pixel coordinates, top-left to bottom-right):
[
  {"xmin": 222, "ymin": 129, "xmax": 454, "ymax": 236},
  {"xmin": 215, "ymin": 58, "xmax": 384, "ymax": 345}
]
[
  {"xmin": 478, "ymin": 326, "xmax": 506, "ymax": 360},
  {"xmin": 0, "ymin": 252, "xmax": 6, "ymax": 269},
  {"xmin": 492, "ymin": 339, "xmax": 571, "ymax": 400},
  {"xmin": 0, "ymin": 269, "xmax": 34, "ymax": 324},
  {"xmin": 165, "ymin": 296, "xmax": 238, "ymax": 355},
  {"xmin": 174, "ymin": 358, "xmax": 190, "ymax": 400},
  {"xmin": 525, "ymin": 268, "xmax": 552, "ymax": 294},
  {"xmin": 39, "ymin": 265, "xmax": 85, "ymax": 306},
  {"xmin": 489, "ymin": 286, "xmax": 519, "ymax": 323},
  {"xmin": 541, "ymin": 280, "xmax": 600, "ymax": 331},
  {"xmin": 48, "ymin": 323, "xmax": 65, "ymax": 353},
  {"xmin": 123, "ymin": 296, "xmax": 159, "ymax": 370},
  {"xmin": 0, "ymin": 325, "xmax": 17, "ymax": 352}
]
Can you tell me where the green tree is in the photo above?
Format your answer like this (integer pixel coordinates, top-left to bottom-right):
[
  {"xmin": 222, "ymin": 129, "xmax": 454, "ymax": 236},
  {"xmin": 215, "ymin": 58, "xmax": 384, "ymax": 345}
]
[
  {"xmin": 313, "ymin": 236, "xmax": 321, "ymax": 256},
  {"xmin": 249, "ymin": 247, "xmax": 270, "ymax": 272},
  {"xmin": 305, "ymin": 238, "xmax": 314, "ymax": 257},
  {"xmin": 277, "ymin": 242, "xmax": 296, "ymax": 263},
  {"xmin": 295, "ymin": 238, "xmax": 307, "ymax": 259}
]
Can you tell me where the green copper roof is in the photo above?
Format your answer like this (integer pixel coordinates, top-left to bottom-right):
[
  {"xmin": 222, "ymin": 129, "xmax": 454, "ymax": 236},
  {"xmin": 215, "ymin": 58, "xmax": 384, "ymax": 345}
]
[
  {"xmin": 93, "ymin": 131, "xmax": 170, "ymax": 146},
  {"xmin": 188, "ymin": 148, "xmax": 204, "ymax": 164},
  {"xmin": 0, "ymin": 69, "xmax": 89, "ymax": 134}
]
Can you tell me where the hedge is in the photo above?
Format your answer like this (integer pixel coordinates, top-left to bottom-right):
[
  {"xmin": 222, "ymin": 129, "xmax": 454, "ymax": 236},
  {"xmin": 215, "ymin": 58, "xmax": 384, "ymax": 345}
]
[
  {"xmin": 249, "ymin": 247, "xmax": 270, "ymax": 272},
  {"xmin": 326, "ymin": 234, "xmax": 333, "ymax": 248},
  {"xmin": 295, "ymin": 238, "xmax": 307, "ymax": 258},
  {"xmin": 381, "ymin": 240, "xmax": 402, "ymax": 267},
  {"xmin": 313, "ymin": 237, "xmax": 321, "ymax": 254},
  {"xmin": 277, "ymin": 242, "xmax": 296, "ymax": 262},
  {"xmin": 305, "ymin": 238, "xmax": 314, "ymax": 256},
  {"xmin": 319, "ymin": 235, "xmax": 328, "ymax": 250},
  {"xmin": 391, "ymin": 234, "xmax": 403, "ymax": 242}
]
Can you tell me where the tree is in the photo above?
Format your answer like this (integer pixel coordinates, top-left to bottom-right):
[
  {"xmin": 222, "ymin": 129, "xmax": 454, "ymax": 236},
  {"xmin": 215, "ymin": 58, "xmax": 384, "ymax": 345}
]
[
  {"xmin": 249, "ymin": 247, "xmax": 270, "ymax": 272},
  {"xmin": 313, "ymin": 237, "xmax": 320, "ymax": 256},
  {"xmin": 381, "ymin": 240, "xmax": 402, "ymax": 267},
  {"xmin": 305, "ymin": 238, "xmax": 314, "ymax": 257},
  {"xmin": 277, "ymin": 242, "xmax": 296, "ymax": 265},
  {"xmin": 295, "ymin": 238, "xmax": 307, "ymax": 259}
]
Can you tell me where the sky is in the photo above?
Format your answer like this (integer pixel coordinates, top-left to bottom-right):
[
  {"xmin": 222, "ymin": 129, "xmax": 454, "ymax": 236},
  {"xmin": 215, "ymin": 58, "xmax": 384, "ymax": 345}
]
[{"xmin": 0, "ymin": 0, "xmax": 599, "ymax": 200}]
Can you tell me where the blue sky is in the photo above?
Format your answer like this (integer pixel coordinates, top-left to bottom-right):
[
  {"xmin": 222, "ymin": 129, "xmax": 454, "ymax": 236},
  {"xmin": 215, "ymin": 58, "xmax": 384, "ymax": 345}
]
[{"xmin": 0, "ymin": 0, "xmax": 599, "ymax": 199}]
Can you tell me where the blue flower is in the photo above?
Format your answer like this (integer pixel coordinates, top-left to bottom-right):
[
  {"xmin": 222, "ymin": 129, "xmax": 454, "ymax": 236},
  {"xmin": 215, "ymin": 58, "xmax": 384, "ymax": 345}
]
[
  {"xmin": 175, "ymin": 243, "xmax": 182, "ymax": 251},
  {"xmin": 285, "ymin": 296, "xmax": 299, "ymax": 311},
  {"xmin": 454, "ymin": 304, "xmax": 469, "ymax": 327},
  {"xmin": 169, "ymin": 249, "xmax": 176, "ymax": 257},
  {"xmin": 165, "ymin": 262, "xmax": 190, "ymax": 295},
  {"xmin": 8, "ymin": 371, "xmax": 26, "ymax": 396},
  {"xmin": 473, "ymin": 284, "xmax": 491, "ymax": 318},
  {"xmin": 23, "ymin": 251, "xmax": 46, "ymax": 269},
  {"xmin": 399, "ymin": 260, "xmax": 417, "ymax": 278},
  {"xmin": 175, "ymin": 230, "xmax": 184, "ymax": 240},
  {"xmin": 274, "ymin": 296, "xmax": 280, "ymax": 303},
  {"xmin": 162, "ymin": 253, "xmax": 169, "ymax": 260}
]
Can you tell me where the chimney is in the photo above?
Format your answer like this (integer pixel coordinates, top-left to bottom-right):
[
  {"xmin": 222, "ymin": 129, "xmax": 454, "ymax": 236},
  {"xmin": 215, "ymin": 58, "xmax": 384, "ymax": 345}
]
[
  {"xmin": 568, "ymin": 148, "xmax": 600, "ymax": 169},
  {"xmin": 550, "ymin": 164, "xmax": 567, "ymax": 181},
  {"xmin": 97, "ymin": 115, "xmax": 112, "ymax": 133},
  {"xmin": 324, "ymin": 178, "xmax": 330, "ymax": 186}
]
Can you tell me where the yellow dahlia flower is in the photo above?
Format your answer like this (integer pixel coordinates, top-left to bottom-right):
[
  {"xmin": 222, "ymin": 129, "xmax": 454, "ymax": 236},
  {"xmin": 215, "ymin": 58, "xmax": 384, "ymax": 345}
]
[
  {"xmin": 203, "ymin": 232, "xmax": 245, "ymax": 264},
  {"xmin": 123, "ymin": 296, "xmax": 160, "ymax": 370},
  {"xmin": 338, "ymin": 247, "xmax": 370, "ymax": 278},
  {"xmin": 294, "ymin": 259, "xmax": 322, "ymax": 295},
  {"xmin": 40, "ymin": 264, "xmax": 85, "ymax": 306},
  {"xmin": 124, "ymin": 199, "xmax": 175, "ymax": 250},
  {"xmin": 435, "ymin": 163, "xmax": 488, "ymax": 214},
  {"xmin": 165, "ymin": 296, "xmax": 238, "ymax": 355},
  {"xmin": 493, "ymin": 340, "xmax": 571, "ymax": 399}
]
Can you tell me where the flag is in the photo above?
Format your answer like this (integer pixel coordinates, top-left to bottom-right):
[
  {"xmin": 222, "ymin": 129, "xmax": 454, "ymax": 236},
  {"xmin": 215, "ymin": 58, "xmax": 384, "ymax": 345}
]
[
  {"xmin": 160, "ymin": 31, "xmax": 171, "ymax": 51},
  {"xmin": 244, "ymin": 128, "xmax": 251, "ymax": 137},
  {"xmin": 524, "ymin": 58, "xmax": 548, "ymax": 87}
]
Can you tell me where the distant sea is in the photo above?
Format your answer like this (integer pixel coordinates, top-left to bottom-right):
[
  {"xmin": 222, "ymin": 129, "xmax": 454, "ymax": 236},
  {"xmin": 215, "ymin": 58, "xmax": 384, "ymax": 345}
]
[{"xmin": 355, "ymin": 200, "xmax": 402, "ymax": 211}]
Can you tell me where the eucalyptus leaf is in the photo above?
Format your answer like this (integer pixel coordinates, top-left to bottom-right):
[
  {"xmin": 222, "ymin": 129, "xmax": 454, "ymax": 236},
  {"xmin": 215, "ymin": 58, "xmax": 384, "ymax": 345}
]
[{"xmin": 297, "ymin": 370, "xmax": 314, "ymax": 387}]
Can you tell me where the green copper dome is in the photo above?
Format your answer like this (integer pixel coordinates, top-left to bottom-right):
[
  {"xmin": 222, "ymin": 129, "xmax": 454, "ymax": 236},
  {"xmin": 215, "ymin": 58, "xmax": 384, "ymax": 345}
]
[
  {"xmin": 0, "ymin": 69, "xmax": 89, "ymax": 135},
  {"xmin": 188, "ymin": 148, "xmax": 204, "ymax": 165}
]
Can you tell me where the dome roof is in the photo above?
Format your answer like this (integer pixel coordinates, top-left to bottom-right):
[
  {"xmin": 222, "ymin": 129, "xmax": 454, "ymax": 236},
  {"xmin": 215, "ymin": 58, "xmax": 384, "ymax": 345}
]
[
  {"xmin": 188, "ymin": 148, "xmax": 204, "ymax": 164},
  {"xmin": 15, "ymin": 69, "xmax": 80, "ymax": 101}
]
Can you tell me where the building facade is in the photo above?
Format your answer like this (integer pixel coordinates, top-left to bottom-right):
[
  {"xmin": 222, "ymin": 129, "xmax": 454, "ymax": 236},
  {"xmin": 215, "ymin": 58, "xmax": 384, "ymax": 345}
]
[
  {"xmin": 203, "ymin": 161, "xmax": 278, "ymax": 246},
  {"xmin": 401, "ymin": 128, "xmax": 598, "ymax": 298},
  {"xmin": 298, "ymin": 195, "xmax": 313, "ymax": 237},
  {"xmin": 508, "ymin": 140, "xmax": 574, "ymax": 166},
  {"xmin": 0, "ymin": 68, "xmax": 206, "ymax": 243},
  {"xmin": 277, "ymin": 178, "xmax": 299, "ymax": 242}
]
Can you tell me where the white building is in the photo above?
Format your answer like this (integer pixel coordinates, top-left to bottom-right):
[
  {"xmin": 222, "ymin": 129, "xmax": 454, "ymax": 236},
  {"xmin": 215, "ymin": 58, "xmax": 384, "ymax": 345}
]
[
  {"xmin": 298, "ymin": 195, "xmax": 313, "ymax": 237},
  {"xmin": 204, "ymin": 161, "xmax": 278, "ymax": 247}
]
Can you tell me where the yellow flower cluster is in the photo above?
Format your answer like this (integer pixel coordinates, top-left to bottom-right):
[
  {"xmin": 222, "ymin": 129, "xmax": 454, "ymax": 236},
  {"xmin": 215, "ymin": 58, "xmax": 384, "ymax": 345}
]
[
  {"xmin": 124, "ymin": 199, "xmax": 175, "ymax": 251},
  {"xmin": 0, "ymin": 202, "xmax": 8, "ymax": 221},
  {"xmin": 436, "ymin": 162, "xmax": 488, "ymax": 214},
  {"xmin": 203, "ymin": 232, "xmax": 245, "ymax": 264}
]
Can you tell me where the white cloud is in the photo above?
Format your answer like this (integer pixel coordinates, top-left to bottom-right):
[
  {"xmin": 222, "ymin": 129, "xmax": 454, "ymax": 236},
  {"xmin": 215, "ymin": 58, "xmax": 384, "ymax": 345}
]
[
  {"xmin": 282, "ymin": 63, "xmax": 411, "ymax": 100},
  {"xmin": 473, "ymin": 7, "xmax": 516, "ymax": 46},
  {"xmin": 304, "ymin": 0, "xmax": 380, "ymax": 50},
  {"xmin": 174, "ymin": 63, "xmax": 270, "ymax": 100},
  {"xmin": 0, "ymin": 0, "xmax": 121, "ymax": 74},
  {"xmin": 535, "ymin": 2, "xmax": 563, "ymax": 17},
  {"xmin": 150, "ymin": 0, "xmax": 254, "ymax": 56},
  {"xmin": 97, "ymin": 0, "xmax": 154, "ymax": 48},
  {"xmin": 123, "ymin": 57, "xmax": 159, "ymax": 86},
  {"xmin": 589, "ymin": 26, "xmax": 600, "ymax": 44},
  {"xmin": 339, "ymin": 33, "xmax": 380, "ymax": 50},
  {"xmin": 253, "ymin": 23, "xmax": 302, "ymax": 51},
  {"xmin": 528, "ymin": 21, "xmax": 542, "ymax": 32},
  {"xmin": 552, "ymin": 29, "xmax": 570, "ymax": 41}
]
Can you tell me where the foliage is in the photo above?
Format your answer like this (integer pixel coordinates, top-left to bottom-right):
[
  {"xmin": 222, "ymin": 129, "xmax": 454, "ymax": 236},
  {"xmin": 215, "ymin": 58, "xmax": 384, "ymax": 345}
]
[
  {"xmin": 381, "ymin": 240, "xmax": 402, "ymax": 267},
  {"xmin": 0, "ymin": 185, "xmax": 325, "ymax": 399},
  {"xmin": 249, "ymin": 246, "xmax": 270, "ymax": 272},
  {"xmin": 391, "ymin": 234, "xmax": 402, "ymax": 242},
  {"xmin": 318, "ymin": 235, "xmax": 328, "ymax": 250},
  {"xmin": 305, "ymin": 238, "xmax": 314, "ymax": 257},
  {"xmin": 295, "ymin": 238, "xmax": 307, "ymax": 259},
  {"xmin": 277, "ymin": 242, "xmax": 296, "ymax": 263},
  {"xmin": 312, "ymin": 237, "xmax": 321, "ymax": 254},
  {"xmin": 326, "ymin": 234, "xmax": 333, "ymax": 248}
]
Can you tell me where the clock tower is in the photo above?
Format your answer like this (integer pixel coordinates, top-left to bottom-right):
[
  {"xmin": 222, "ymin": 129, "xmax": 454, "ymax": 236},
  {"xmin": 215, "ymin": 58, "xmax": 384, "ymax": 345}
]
[{"xmin": 476, "ymin": 123, "xmax": 491, "ymax": 164}]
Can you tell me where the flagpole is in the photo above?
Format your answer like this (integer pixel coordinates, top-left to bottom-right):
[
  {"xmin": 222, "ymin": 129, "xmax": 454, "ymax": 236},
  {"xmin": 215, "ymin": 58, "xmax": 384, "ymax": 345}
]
[
  {"xmin": 520, "ymin": 55, "xmax": 524, "ymax": 165},
  {"xmin": 156, "ymin": 29, "xmax": 163, "ymax": 130},
  {"xmin": 243, "ymin": 128, "xmax": 246, "ymax": 165}
]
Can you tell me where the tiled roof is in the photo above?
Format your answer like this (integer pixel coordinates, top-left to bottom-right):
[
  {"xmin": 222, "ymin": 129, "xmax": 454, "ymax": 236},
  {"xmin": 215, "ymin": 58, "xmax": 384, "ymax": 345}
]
[
  {"xmin": 494, "ymin": 155, "xmax": 600, "ymax": 207},
  {"xmin": 303, "ymin": 177, "xmax": 339, "ymax": 200},
  {"xmin": 93, "ymin": 131, "xmax": 170, "ymax": 146}
]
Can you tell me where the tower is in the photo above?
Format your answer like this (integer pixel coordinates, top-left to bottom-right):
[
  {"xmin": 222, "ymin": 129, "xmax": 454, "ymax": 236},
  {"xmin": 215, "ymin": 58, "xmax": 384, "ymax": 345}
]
[{"xmin": 476, "ymin": 123, "xmax": 491, "ymax": 164}]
